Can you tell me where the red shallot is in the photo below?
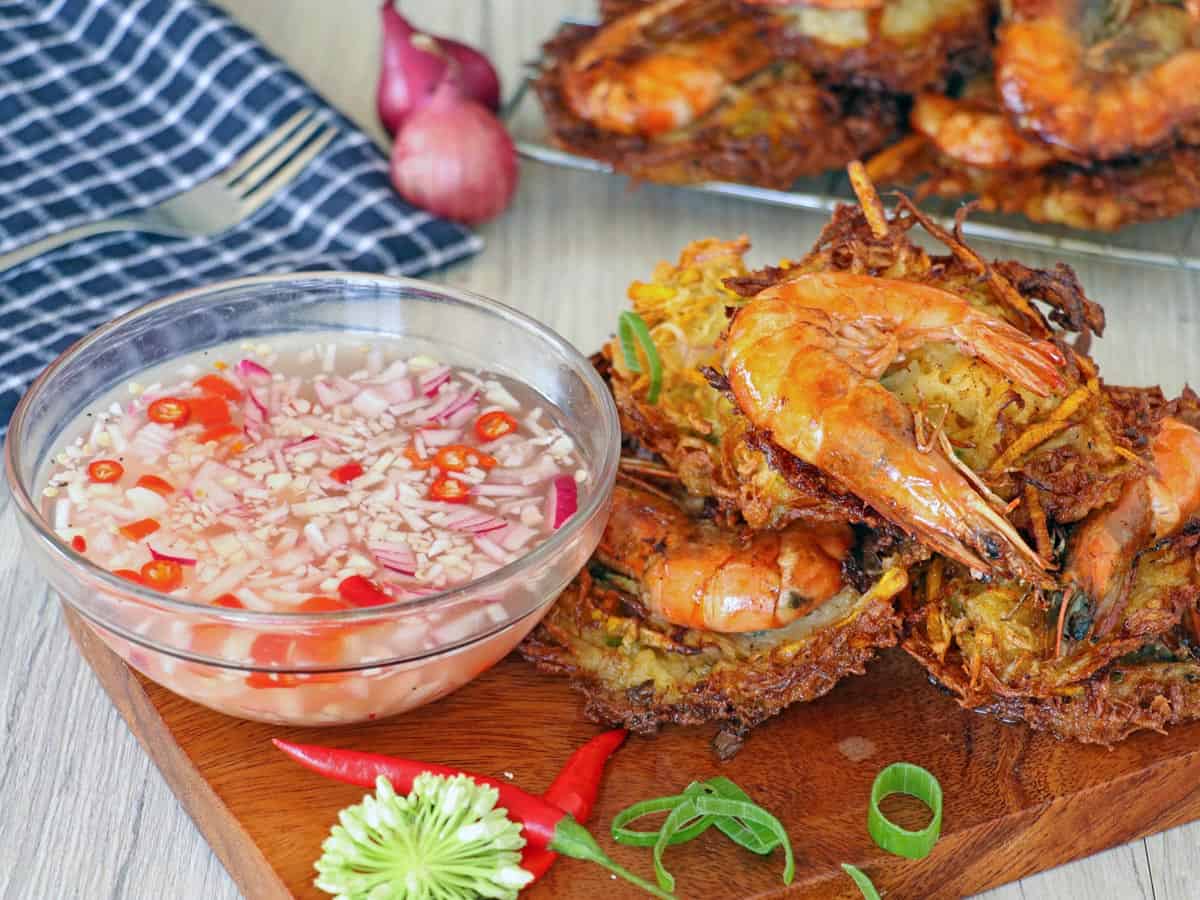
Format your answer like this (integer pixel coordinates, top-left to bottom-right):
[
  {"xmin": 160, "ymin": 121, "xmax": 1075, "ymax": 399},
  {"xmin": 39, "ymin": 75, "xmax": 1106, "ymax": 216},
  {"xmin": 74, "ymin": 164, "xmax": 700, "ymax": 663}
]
[
  {"xmin": 376, "ymin": 3, "xmax": 501, "ymax": 135},
  {"xmin": 389, "ymin": 77, "xmax": 518, "ymax": 225}
]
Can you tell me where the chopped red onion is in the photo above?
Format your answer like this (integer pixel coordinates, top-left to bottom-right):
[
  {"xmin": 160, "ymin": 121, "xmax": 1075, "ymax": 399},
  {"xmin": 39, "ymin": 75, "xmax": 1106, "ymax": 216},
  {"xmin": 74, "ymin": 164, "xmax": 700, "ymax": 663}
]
[
  {"xmin": 419, "ymin": 365, "xmax": 451, "ymax": 397},
  {"xmin": 545, "ymin": 474, "xmax": 578, "ymax": 530},
  {"xmin": 236, "ymin": 358, "xmax": 272, "ymax": 380},
  {"xmin": 282, "ymin": 434, "xmax": 320, "ymax": 452},
  {"xmin": 352, "ymin": 388, "xmax": 390, "ymax": 418},
  {"xmin": 149, "ymin": 546, "xmax": 198, "ymax": 566},
  {"xmin": 436, "ymin": 390, "xmax": 479, "ymax": 424},
  {"xmin": 472, "ymin": 483, "xmax": 532, "ymax": 497},
  {"xmin": 500, "ymin": 523, "xmax": 535, "ymax": 551},
  {"xmin": 472, "ymin": 535, "xmax": 510, "ymax": 565},
  {"xmin": 379, "ymin": 377, "xmax": 415, "ymax": 403},
  {"xmin": 418, "ymin": 427, "xmax": 462, "ymax": 447}
]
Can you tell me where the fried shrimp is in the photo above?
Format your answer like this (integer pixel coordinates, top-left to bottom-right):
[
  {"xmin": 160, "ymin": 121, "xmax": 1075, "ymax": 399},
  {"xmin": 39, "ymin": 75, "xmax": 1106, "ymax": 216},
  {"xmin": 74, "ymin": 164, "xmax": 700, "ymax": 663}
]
[
  {"xmin": 996, "ymin": 0, "xmax": 1200, "ymax": 159},
  {"xmin": 521, "ymin": 473, "xmax": 909, "ymax": 753},
  {"xmin": 1068, "ymin": 417, "xmax": 1200, "ymax": 637},
  {"xmin": 723, "ymin": 270, "xmax": 1066, "ymax": 581},
  {"xmin": 599, "ymin": 483, "xmax": 854, "ymax": 632},
  {"xmin": 537, "ymin": 13, "xmax": 903, "ymax": 189},
  {"xmin": 910, "ymin": 92, "xmax": 1057, "ymax": 170},
  {"xmin": 561, "ymin": 0, "xmax": 773, "ymax": 137}
]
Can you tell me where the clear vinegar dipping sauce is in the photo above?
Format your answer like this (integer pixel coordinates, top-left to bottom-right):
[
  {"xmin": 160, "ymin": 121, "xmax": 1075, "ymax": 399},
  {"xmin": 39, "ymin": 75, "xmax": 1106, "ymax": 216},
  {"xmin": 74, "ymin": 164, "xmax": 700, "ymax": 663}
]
[
  {"xmin": 34, "ymin": 333, "xmax": 593, "ymax": 725},
  {"xmin": 39, "ymin": 333, "xmax": 591, "ymax": 611}
]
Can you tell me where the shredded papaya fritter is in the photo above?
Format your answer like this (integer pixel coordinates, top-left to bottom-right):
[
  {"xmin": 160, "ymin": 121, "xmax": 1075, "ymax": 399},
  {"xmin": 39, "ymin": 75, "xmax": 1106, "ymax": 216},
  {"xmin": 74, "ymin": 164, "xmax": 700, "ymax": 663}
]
[
  {"xmin": 905, "ymin": 514, "xmax": 1200, "ymax": 744},
  {"xmin": 520, "ymin": 559, "xmax": 906, "ymax": 757},
  {"xmin": 536, "ymin": 18, "xmax": 902, "ymax": 189},
  {"xmin": 764, "ymin": 0, "xmax": 995, "ymax": 94},
  {"xmin": 620, "ymin": 170, "xmax": 1142, "ymax": 536},
  {"xmin": 603, "ymin": 237, "xmax": 882, "ymax": 530},
  {"xmin": 867, "ymin": 135, "xmax": 1200, "ymax": 232}
]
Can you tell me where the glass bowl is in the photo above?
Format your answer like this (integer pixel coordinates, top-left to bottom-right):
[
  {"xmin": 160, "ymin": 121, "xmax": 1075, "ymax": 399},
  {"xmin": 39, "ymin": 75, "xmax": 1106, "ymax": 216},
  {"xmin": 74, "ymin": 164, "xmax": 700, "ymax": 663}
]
[{"xmin": 6, "ymin": 273, "xmax": 619, "ymax": 725}]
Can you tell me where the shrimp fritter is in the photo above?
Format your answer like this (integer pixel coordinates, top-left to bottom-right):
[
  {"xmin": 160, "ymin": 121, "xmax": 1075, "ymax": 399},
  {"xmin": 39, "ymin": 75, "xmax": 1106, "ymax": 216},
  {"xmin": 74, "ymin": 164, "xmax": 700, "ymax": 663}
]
[
  {"xmin": 905, "ymin": 394, "xmax": 1200, "ymax": 743},
  {"xmin": 717, "ymin": 169, "xmax": 1142, "ymax": 537},
  {"xmin": 868, "ymin": 128, "xmax": 1200, "ymax": 232},
  {"xmin": 748, "ymin": 0, "xmax": 996, "ymax": 94},
  {"xmin": 536, "ymin": 4, "xmax": 903, "ymax": 188},
  {"xmin": 520, "ymin": 481, "xmax": 908, "ymax": 755}
]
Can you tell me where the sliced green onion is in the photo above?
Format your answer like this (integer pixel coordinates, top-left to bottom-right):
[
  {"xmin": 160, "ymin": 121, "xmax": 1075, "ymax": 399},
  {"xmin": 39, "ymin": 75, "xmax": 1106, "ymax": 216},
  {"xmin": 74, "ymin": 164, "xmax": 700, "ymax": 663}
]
[
  {"xmin": 611, "ymin": 776, "xmax": 795, "ymax": 892},
  {"xmin": 652, "ymin": 797, "xmax": 701, "ymax": 891},
  {"xmin": 867, "ymin": 762, "xmax": 943, "ymax": 860},
  {"xmin": 618, "ymin": 311, "xmax": 663, "ymax": 404},
  {"xmin": 691, "ymin": 795, "xmax": 794, "ymax": 885},
  {"xmin": 688, "ymin": 779, "xmax": 779, "ymax": 855},
  {"xmin": 841, "ymin": 863, "xmax": 882, "ymax": 900},
  {"xmin": 611, "ymin": 793, "xmax": 712, "ymax": 848}
]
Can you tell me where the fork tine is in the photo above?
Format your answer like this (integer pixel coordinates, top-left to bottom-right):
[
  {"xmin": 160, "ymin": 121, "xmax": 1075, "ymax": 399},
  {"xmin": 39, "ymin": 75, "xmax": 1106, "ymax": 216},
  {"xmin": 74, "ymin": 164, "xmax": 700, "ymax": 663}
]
[
  {"xmin": 233, "ymin": 117, "xmax": 325, "ymax": 199},
  {"xmin": 222, "ymin": 108, "xmax": 314, "ymax": 186},
  {"xmin": 237, "ymin": 127, "xmax": 336, "ymax": 217}
]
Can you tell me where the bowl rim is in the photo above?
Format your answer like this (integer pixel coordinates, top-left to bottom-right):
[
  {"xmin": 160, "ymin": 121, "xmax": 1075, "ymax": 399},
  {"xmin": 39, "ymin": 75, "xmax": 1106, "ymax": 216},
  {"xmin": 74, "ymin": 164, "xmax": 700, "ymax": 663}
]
[{"xmin": 5, "ymin": 270, "xmax": 619, "ymax": 627}]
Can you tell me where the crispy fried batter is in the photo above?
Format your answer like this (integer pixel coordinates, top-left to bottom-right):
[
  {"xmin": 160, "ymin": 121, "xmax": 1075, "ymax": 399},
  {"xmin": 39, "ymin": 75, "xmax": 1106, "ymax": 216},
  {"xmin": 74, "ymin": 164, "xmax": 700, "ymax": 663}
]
[
  {"xmin": 520, "ymin": 563, "xmax": 905, "ymax": 755},
  {"xmin": 868, "ymin": 131, "xmax": 1200, "ymax": 232},
  {"xmin": 977, "ymin": 659, "xmax": 1200, "ymax": 744},
  {"xmin": 765, "ymin": 0, "xmax": 996, "ymax": 94},
  {"xmin": 905, "ymin": 522, "xmax": 1200, "ymax": 744},
  {"xmin": 536, "ymin": 18, "xmax": 902, "ymax": 189}
]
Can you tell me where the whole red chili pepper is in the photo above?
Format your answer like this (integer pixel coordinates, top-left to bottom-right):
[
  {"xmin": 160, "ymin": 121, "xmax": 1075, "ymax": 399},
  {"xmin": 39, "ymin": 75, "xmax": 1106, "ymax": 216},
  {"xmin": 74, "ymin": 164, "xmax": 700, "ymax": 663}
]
[
  {"xmin": 272, "ymin": 735, "xmax": 667, "ymax": 896},
  {"xmin": 523, "ymin": 729, "xmax": 627, "ymax": 881}
]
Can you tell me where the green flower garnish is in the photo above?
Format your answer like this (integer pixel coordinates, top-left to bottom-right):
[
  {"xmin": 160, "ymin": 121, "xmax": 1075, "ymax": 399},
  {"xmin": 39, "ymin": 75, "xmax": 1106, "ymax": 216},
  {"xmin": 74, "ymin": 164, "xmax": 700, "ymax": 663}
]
[{"xmin": 314, "ymin": 774, "xmax": 534, "ymax": 900}]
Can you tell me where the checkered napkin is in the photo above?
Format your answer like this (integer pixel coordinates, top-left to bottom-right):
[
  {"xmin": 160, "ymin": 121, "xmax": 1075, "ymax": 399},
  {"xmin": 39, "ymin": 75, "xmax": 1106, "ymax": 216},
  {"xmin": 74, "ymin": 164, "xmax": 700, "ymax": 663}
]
[{"xmin": 0, "ymin": 0, "xmax": 484, "ymax": 436}]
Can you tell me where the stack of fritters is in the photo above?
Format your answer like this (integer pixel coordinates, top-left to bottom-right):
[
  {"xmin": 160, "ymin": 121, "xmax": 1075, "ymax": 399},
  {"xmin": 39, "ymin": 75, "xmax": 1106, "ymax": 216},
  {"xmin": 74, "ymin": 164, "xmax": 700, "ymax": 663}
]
[
  {"xmin": 523, "ymin": 168, "xmax": 1200, "ymax": 753},
  {"xmin": 536, "ymin": 0, "xmax": 1200, "ymax": 231}
]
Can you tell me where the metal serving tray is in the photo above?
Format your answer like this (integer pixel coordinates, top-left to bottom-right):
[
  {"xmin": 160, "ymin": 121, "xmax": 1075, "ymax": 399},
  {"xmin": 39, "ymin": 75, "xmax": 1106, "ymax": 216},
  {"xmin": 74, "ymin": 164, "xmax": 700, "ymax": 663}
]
[{"xmin": 504, "ymin": 29, "xmax": 1200, "ymax": 273}]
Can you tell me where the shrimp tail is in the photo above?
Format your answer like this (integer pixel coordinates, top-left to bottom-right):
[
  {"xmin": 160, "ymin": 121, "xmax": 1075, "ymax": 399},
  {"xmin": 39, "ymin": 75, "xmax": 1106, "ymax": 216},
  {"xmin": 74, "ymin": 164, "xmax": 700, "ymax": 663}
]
[{"xmin": 960, "ymin": 318, "xmax": 1067, "ymax": 399}]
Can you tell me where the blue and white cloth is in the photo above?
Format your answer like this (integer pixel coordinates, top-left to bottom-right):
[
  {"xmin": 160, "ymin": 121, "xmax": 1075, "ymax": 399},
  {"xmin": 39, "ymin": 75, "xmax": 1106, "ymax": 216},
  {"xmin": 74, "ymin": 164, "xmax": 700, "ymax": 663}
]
[{"xmin": 0, "ymin": 0, "xmax": 484, "ymax": 435}]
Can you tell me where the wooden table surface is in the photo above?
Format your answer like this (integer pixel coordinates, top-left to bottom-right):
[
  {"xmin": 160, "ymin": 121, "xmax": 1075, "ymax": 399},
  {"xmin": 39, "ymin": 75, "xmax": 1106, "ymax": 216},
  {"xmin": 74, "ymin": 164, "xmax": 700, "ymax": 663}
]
[{"xmin": 1, "ymin": 1, "xmax": 1198, "ymax": 898}]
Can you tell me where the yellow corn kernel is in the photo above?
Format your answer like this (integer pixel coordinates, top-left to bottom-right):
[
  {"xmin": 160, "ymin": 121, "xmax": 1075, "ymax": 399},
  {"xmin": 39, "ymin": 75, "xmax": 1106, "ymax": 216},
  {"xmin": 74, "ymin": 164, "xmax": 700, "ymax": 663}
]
[{"xmin": 628, "ymin": 282, "xmax": 676, "ymax": 303}]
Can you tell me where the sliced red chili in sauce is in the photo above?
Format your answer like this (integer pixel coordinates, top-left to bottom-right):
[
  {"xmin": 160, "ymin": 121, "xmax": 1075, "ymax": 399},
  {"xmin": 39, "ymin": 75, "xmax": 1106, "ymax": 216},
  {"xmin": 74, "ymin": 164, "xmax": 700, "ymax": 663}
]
[
  {"xmin": 434, "ymin": 444, "xmax": 497, "ymax": 472},
  {"xmin": 337, "ymin": 575, "xmax": 393, "ymax": 607},
  {"xmin": 186, "ymin": 395, "xmax": 232, "ymax": 427},
  {"xmin": 329, "ymin": 462, "xmax": 365, "ymax": 484},
  {"xmin": 135, "ymin": 474, "xmax": 175, "ymax": 496},
  {"xmin": 403, "ymin": 445, "xmax": 434, "ymax": 470},
  {"xmin": 147, "ymin": 396, "xmax": 190, "ymax": 427},
  {"xmin": 198, "ymin": 423, "xmax": 241, "ymax": 444},
  {"xmin": 474, "ymin": 410, "xmax": 517, "ymax": 442},
  {"xmin": 87, "ymin": 459, "xmax": 124, "ymax": 483},
  {"xmin": 429, "ymin": 474, "xmax": 471, "ymax": 503},
  {"xmin": 141, "ymin": 559, "xmax": 183, "ymax": 592},
  {"xmin": 119, "ymin": 518, "xmax": 160, "ymax": 541},
  {"xmin": 194, "ymin": 374, "xmax": 243, "ymax": 402}
]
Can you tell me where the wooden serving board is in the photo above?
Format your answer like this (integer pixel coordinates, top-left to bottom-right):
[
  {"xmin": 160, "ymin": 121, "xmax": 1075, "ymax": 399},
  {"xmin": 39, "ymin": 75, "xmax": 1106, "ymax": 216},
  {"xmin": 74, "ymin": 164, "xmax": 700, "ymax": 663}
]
[{"xmin": 66, "ymin": 604, "xmax": 1200, "ymax": 900}]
